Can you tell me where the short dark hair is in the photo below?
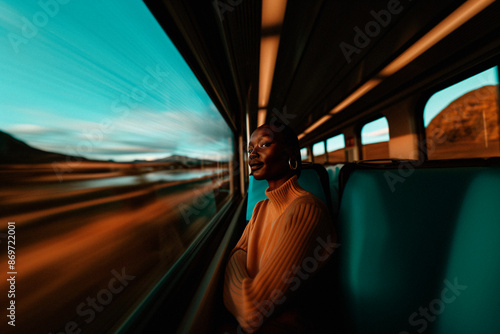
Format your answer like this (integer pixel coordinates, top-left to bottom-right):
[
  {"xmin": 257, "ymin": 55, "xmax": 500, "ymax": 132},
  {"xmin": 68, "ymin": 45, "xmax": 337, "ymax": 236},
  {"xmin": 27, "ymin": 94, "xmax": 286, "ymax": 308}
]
[{"xmin": 259, "ymin": 121, "xmax": 302, "ymax": 176}]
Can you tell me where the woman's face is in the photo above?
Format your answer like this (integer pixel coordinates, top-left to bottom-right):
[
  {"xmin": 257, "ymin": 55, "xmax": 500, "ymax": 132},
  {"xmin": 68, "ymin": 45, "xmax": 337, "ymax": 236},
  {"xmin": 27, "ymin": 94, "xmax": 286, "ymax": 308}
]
[{"xmin": 248, "ymin": 126, "xmax": 292, "ymax": 187}]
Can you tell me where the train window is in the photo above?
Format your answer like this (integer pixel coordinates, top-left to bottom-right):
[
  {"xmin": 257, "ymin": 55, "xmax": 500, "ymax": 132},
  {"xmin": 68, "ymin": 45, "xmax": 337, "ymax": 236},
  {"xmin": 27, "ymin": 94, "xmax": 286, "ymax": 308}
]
[
  {"xmin": 326, "ymin": 134, "xmax": 345, "ymax": 163},
  {"xmin": 424, "ymin": 66, "xmax": 500, "ymax": 160},
  {"xmin": 312, "ymin": 141, "xmax": 327, "ymax": 163},
  {"xmin": 0, "ymin": 1, "xmax": 234, "ymax": 333},
  {"xmin": 361, "ymin": 117, "xmax": 390, "ymax": 160},
  {"xmin": 301, "ymin": 147, "xmax": 311, "ymax": 162}
]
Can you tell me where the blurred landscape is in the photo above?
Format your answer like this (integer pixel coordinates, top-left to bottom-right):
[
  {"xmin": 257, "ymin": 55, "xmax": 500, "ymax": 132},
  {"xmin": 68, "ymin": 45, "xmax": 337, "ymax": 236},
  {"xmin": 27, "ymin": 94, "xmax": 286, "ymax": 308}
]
[
  {"xmin": 0, "ymin": 131, "xmax": 230, "ymax": 333},
  {"xmin": 426, "ymin": 85, "xmax": 500, "ymax": 159},
  {"xmin": 360, "ymin": 85, "xmax": 499, "ymax": 160}
]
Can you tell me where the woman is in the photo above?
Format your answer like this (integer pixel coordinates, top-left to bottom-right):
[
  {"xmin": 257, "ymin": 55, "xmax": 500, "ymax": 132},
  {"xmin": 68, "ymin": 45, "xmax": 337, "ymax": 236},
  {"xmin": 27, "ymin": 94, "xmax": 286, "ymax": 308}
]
[{"xmin": 223, "ymin": 122, "xmax": 336, "ymax": 333}]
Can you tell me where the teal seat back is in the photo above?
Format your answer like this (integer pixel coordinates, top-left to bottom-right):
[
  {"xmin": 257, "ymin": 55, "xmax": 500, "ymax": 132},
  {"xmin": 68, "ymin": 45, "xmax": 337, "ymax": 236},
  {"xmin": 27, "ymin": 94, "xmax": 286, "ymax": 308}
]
[
  {"xmin": 246, "ymin": 164, "xmax": 330, "ymax": 222},
  {"xmin": 325, "ymin": 164, "xmax": 344, "ymax": 218},
  {"xmin": 435, "ymin": 169, "xmax": 500, "ymax": 334},
  {"xmin": 336, "ymin": 164, "xmax": 500, "ymax": 333}
]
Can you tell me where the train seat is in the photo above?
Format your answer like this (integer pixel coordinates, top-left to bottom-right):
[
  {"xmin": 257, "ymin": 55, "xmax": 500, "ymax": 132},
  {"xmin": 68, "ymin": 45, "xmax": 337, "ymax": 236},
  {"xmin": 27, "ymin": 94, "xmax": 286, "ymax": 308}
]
[
  {"xmin": 335, "ymin": 160, "xmax": 500, "ymax": 333},
  {"xmin": 434, "ymin": 169, "xmax": 500, "ymax": 333},
  {"xmin": 246, "ymin": 163, "xmax": 332, "ymax": 222},
  {"xmin": 324, "ymin": 163, "xmax": 344, "ymax": 218}
]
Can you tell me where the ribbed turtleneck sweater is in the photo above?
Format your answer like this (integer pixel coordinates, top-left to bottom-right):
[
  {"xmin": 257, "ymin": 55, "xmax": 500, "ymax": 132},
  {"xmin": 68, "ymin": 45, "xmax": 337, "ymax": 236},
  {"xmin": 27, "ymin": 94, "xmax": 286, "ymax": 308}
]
[{"xmin": 223, "ymin": 175, "xmax": 335, "ymax": 333}]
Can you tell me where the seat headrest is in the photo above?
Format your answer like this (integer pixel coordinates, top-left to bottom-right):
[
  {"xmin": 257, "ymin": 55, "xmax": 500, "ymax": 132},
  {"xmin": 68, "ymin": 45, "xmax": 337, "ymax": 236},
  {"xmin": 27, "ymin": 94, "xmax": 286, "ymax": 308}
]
[{"xmin": 246, "ymin": 164, "xmax": 330, "ymax": 222}]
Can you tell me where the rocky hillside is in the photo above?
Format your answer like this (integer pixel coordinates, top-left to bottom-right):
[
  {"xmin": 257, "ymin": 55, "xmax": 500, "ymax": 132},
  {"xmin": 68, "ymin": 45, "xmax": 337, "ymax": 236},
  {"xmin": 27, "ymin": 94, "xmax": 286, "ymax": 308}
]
[{"xmin": 426, "ymin": 85, "xmax": 499, "ymax": 145}]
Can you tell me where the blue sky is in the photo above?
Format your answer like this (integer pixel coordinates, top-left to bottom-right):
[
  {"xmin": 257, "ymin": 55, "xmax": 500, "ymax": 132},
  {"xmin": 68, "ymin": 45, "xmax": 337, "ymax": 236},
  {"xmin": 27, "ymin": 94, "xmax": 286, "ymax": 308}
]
[
  {"xmin": 361, "ymin": 117, "xmax": 390, "ymax": 145},
  {"xmin": 312, "ymin": 134, "xmax": 345, "ymax": 156},
  {"xmin": 424, "ymin": 66, "xmax": 499, "ymax": 126},
  {"xmin": 0, "ymin": 0, "xmax": 233, "ymax": 162},
  {"xmin": 326, "ymin": 134, "xmax": 345, "ymax": 152},
  {"xmin": 359, "ymin": 66, "xmax": 499, "ymax": 144}
]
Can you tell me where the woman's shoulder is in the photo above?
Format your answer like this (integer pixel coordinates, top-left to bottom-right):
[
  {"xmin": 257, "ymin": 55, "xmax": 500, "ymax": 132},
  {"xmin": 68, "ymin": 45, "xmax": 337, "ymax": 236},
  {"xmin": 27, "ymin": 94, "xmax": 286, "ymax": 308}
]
[
  {"xmin": 282, "ymin": 192, "xmax": 332, "ymax": 230},
  {"xmin": 254, "ymin": 198, "xmax": 269, "ymax": 210},
  {"xmin": 292, "ymin": 190, "xmax": 324, "ymax": 205},
  {"xmin": 288, "ymin": 191, "xmax": 329, "ymax": 213},
  {"xmin": 249, "ymin": 198, "xmax": 270, "ymax": 219}
]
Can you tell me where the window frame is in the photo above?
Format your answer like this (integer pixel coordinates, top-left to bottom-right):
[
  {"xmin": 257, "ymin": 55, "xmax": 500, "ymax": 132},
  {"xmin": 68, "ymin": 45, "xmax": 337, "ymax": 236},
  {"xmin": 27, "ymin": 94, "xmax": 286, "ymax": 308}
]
[
  {"xmin": 312, "ymin": 140, "xmax": 327, "ymax": 163},
  {"xmin": 325, "ymin": 133, "xmax": 346, "ymax": 164},
  {"xmin": 417, "ymin": 60, "xmax": 500, "ymax": 161},
  {"xmin": 301, "ymin": 147, "xmax": 312, "ymax": 163},
  {"xmin": 359, "ymin": 115, "xmax": 391, "ymax": 160}
]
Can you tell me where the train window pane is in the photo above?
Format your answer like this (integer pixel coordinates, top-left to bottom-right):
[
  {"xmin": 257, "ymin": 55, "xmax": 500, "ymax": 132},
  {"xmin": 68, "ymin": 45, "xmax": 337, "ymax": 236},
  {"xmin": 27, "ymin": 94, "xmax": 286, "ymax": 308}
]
[
  {"xmin": 301, "ymin": 147, "xmax": 311, "ymax": 162},
  {"xmin": 0, "ymin": 1, "xmax": 234, "ymax": 333},
  {"xmin": 326, "ymin": 134, "xmax": 345, "ymax": 163},
  {"xmin": 313, "ymin": 141, "xmax": 327, "ymax": 163},
  {"xmin": 424, "ymin": 66, "xmax": 500, "ymax": 160},
  {"xmin": 361, "ymin": 117, "xmax": 390, "ymax": 160}
]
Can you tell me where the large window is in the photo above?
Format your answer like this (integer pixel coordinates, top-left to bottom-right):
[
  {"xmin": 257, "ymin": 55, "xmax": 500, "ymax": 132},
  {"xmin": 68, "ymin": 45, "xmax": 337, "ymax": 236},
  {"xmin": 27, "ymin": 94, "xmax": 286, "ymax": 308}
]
[
  {"xmin": 0, "ymin": 1, "xmax": 234, "ymax": 333},
  {"xmin": 361, "ymin": 117, "xmax": 390, "ymax": 160},
  {"xmin": 311, "ymin": 135, "xmax": 345, "ymax": 164},
  {"xmin": 326, "ymin": 134, "xmax": 345, "ymax": 163},
  {"xmin": 424, "ymin": 66, "xmax": 500, "ymax": 160},
  {"xmin": 301, "ymin": 147, "xmax": 311, "ymax": 162},
  {"xmin": 312, "ymin": 141, "xmax": 327, "ymax": 163}
]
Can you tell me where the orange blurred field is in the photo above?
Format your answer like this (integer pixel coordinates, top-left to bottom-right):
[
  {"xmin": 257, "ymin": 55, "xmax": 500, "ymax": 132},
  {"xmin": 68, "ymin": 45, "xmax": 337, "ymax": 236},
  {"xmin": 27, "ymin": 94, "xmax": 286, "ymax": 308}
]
[{"xmin": 0, "ymin": 162, "xmax": 229, "ymax": 333}]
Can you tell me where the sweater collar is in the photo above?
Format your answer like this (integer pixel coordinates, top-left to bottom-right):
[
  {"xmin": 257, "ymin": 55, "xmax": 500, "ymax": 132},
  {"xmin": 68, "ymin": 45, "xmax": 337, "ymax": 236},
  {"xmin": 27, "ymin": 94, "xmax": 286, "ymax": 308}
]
[{"xmin": 265, "ymin": 175, "xmax": 307, "ymax": 212}]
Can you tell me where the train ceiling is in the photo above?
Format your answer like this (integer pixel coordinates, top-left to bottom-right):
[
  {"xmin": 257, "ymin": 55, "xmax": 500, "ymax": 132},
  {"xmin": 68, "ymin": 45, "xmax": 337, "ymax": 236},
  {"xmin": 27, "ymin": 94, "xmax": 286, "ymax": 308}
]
[{"xmin": 144, "ymin": 0, "xmax": 500, "ymax": 146}]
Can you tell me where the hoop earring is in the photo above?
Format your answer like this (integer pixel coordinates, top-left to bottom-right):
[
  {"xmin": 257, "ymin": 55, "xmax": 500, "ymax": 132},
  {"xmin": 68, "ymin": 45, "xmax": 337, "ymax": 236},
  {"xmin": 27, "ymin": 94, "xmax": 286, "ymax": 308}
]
[{"xmin": 289, "ymin": 159, "xmax": 298, "ymax": 170}]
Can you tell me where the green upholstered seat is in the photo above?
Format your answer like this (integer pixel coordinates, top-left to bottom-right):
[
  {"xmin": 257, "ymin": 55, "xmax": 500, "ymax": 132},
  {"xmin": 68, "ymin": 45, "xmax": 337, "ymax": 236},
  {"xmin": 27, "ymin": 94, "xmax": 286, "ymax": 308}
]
[
  {"xmin": 325, "ymin": 163, "xmax": 344, "ymax": 218},
  {"xmin": 336, "ymin": 164, "xmax": 500, "ymax": 333},
  {"xmin": 435, "ymin": 169, "xmax": 500, "ymax": 334}
]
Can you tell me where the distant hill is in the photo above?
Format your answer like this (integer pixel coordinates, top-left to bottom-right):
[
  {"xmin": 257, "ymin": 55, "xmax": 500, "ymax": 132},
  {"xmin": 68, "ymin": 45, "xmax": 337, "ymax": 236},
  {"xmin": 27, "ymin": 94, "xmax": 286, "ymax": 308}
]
[
  {"xmin": 0, "ymin": 130, "xmax": 86, "ymax": 164},
  {"xmin": 155, "ymin": 154, "xmax": 218, "ymax": 167},
  {"xmin": 0, "ymin": 130, "xmax": 220, "ymax": 166},
  {"xmin": 426, "ymin": 85, "xmax": 499, "ymax": 145}
]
